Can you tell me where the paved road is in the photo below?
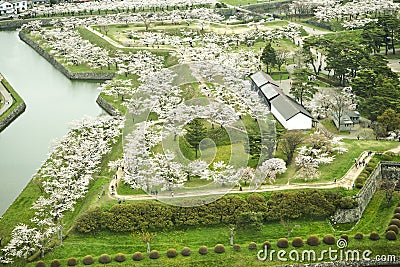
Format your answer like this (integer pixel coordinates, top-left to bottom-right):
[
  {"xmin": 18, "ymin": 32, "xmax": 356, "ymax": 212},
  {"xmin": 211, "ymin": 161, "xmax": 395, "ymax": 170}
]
[{"xmin": 0, "ymin": 77, "xmax": 13, "ymax": 116}]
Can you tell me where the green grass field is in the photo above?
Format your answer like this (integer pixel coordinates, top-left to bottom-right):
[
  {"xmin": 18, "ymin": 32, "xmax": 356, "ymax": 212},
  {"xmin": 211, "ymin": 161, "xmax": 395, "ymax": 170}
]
[
  {"xmin": 0, "ymin": 77, "xmax": 25, "ymax": 123},
  {"xmin": 24, "ymin": 191, "xmax": 400, "ymax": 267}
]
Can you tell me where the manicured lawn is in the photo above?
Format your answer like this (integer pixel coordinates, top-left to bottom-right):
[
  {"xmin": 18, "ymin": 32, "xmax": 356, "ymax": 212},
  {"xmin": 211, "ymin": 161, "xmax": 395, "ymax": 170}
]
[
  {"xmin": 26, "ymin": 191, "xmax": 400, "ymax": 266},
  {"xmin": 317, "ymin": 139, "xmax": 399, "ymax": 182},
  {"xmin": 0, "ymin": 77, "xmax": 25, "ymax": 123}
]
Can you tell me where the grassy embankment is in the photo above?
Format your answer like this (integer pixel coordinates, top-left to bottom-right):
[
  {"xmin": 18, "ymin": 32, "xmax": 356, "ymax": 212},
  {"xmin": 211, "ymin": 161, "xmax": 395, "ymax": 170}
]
[{"xmin": 0, "ymin": 76, "xmax": 25, "ymax": 123}]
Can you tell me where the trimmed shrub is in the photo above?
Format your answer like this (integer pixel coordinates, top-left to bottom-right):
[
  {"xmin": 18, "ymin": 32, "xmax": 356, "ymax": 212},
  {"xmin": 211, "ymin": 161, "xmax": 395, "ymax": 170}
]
[
  {"xmin": 277, "ymin": 238, "xmax": 289, "ymax": 248},
  {"xmin": 98, "ymin": 254, "xmax": 111, "ymax": 264},
  {"xmin": 340, "ymin": 234, "xmax": 349, "ymax": 242},
  {"xmin": 36, "ymin": 261, "xmax": 45, "ymax": 267},
  {"xmin": 198, "ymin": 246, "xmax": 208, "ymax": 255},
  {"xmin": 181, "ymin": 247, "xmax": 191, "ymax": 257},
  {"xmin": 50, "ymin": 260, "xmax": 61, "ymax": 267},
  {"xmin": 233, "ymin": 244, "xmax": 241, "ymax": 252},
  {"xmin": 369, "ymin": 232, "xmax": 380, "ymax": 241},
  {"xmin": 132, "ymin": 252, "xmax": 143, "ymax": 261},
  {"xmin": 354, "ymin": 232, "xmax": 363, "ymax": 240},
  {"xmin": 395, "ymin": 207, "xmax": 400, "ymax": 213},
  {"xmin": 149, "ymin": 250, "xmax": 160, "ymax": 259},
  {"xmin": 386, "ymin": 230, "xmax": 397, "ymax": 241},
  {"xmin": 336, "ymin": 196, "xmax": 358, "ymax": 209},
  {"xmin": 167, "ymin": 248, "xmax": 178, "ymax": 258},
  {"xmin": 248, "ymin": 242, "xmax": 257, "ymax": 250},
  {"xmin": 214, "ymin": 244, "xmax": 225, "ymax": 254},
  {"xmin": 356, "ymin": 183, "xmax": 363, "ymax": 189},
  {"xmin": 307, "ymin": 235, "xmax": 320, "ymax": 246},
  {"xmin": 114, "ymin": 253, "xmax": 126, "ymax": 262},
  {"xmin": 387, "ymin": 225, "xmax": 399, "ymax": 234},
  {"xmin": 292, "ymin": 237, "xmax": 304, "ymax": 247},
  {"xmin": 393, "ymin": 213, "xmax": 400, "ymax": 220},
  {"xmin": 365, "ymin": 166, "xmax": 374, "ymax": 172},
  {"xmin": 323, "ymin": 234, "xmax": 335, "ymax": 245},
  {"xmin": 262, "ymin": 241, "xmax": 272, "ymax": 249},
  {"xmin": 67, "ymin": 258, "xmax": 78, "ymax": 266},
  {"xmin": 389, "ymin": 219, "xmax": 400, "ymax": 228},
  {"xmin": 82, "ymin": 255, "xmax": 94, "ymax": 265}
]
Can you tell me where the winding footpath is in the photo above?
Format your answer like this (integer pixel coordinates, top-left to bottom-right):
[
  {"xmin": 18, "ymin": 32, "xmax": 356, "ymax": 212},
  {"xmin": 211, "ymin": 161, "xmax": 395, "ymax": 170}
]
[
  {"xmin": 0, "ymin": 77, "xmax": 13, "ymax": 116},
  {"xmin": 107, "ymin": 145, "xmax": 400, "ymax": 201}
]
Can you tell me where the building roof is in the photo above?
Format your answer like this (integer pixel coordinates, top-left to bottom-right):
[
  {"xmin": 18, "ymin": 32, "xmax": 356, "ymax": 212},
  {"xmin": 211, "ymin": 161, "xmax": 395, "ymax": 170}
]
[
  {"xmin": 347, "ymin": 110, "xmax": 360, "ymax": 118},
  {"xmin": 260, "ymin": 83, "xmax": 279, "ymax": 100},
  {"xmin": 270, "ymin": 94, "xmax": 312, "ymax": 121},
  {"xmin": 249, "ymin": 71, "xmax": 279, "ymax": 88}
]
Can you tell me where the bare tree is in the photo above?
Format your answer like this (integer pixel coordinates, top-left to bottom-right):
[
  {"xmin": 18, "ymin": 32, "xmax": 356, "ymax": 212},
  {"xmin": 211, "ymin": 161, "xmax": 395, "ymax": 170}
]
[
  {"xmin": 280, "ymin": 131, "xmax": 305, "ymax": 164},
  {"xmin": 136, "ymin": 231, "xmax": 156, "ymax": 253}
]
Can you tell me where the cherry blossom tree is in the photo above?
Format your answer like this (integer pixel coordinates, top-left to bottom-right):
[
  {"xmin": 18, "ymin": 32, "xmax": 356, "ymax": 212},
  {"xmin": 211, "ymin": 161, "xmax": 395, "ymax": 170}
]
[{"xmin": 258, "ymin": 158, "xmax": 287, "ymax": 184}]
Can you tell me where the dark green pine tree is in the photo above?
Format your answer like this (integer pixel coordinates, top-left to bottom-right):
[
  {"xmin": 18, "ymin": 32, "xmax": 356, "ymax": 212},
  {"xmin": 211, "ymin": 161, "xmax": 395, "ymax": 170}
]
[
  {"xmin": 260, "ymin": 42, "xmax": 277, "ymax": 74},
  {"xmin": 185, "ymin": 118, "xmax": 207, "ymax": 158}
]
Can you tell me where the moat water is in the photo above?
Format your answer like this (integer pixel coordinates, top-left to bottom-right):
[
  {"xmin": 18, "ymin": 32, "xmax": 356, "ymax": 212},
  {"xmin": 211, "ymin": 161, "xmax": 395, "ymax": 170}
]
[{"xmin": 0, "ymin": 31, "xmax": 103, "ymax": 215}]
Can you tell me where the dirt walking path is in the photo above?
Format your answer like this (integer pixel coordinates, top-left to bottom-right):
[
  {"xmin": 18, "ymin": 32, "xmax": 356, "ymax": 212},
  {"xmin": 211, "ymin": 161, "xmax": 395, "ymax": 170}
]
[{"xmin": 107, "ymin": 145, "xmax": 400, "ymax": 201}]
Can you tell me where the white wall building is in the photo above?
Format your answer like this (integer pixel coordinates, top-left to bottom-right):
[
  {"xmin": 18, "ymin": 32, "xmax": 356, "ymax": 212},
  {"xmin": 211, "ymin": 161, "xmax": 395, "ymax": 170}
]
[
  {"xmin": 12, "ymin": 0, "xmax": 27, "ymax": 13},
  {"xmin": 249, "ymin": 71, "xmax": 313, "ymax": 130},
  {"xmin": 0, "ymin": 1, "xmax": 14, "ymax": 15}
]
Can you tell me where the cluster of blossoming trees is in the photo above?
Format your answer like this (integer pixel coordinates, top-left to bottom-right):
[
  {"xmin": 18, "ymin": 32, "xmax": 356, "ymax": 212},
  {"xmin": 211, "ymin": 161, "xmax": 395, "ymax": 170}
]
[
  {"xmin": 1, "ymin": 5, "xmax": 357, "ymax": 262},
  {"xmin": 32, "ymin": 0, "xmax": 216, "ymax": 17},
  {"xmin": 1, "ymin": 116, "xmax": 124, "ymax": 264}
]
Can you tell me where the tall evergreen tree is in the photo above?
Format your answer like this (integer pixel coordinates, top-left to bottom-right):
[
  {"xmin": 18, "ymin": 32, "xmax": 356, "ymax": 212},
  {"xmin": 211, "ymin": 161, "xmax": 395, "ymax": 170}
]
[
  {"xmin": 260, "ymin": 42, "xmax": 277, "ymax": 74},
  {"xmin": 185, "ymin": 118, "xmax": 207, "ymax": 158}
]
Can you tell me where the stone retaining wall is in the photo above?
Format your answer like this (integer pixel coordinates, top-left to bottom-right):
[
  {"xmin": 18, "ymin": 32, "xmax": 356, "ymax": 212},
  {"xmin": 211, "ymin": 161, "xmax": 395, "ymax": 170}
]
[
  {"xmin": 0, "ymin": 19, "xmax": 53, "ymax": 31},
  {"xmin": 96, "ymin": 95, "xmax": 121, "ymax": 116},
  {"xmin": 333, "ymin": 164, "xmax": 382, "ymax": 223},
  {"xmin": 18, "ymin": 31, "xmax": 114, "ymax": 81},
  {"xmin": 0, "ymin": 101, "xmax": 26, "ymax": 133}
]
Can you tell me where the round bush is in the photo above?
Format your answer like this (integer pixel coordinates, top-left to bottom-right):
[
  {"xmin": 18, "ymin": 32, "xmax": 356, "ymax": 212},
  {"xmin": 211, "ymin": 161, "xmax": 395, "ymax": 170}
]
[
  {"xmin": 387, "ymin": 224, "xmax": 399, "ymax": 234},
  {"xmin": 340, "ymin": 234, "xmax": 349, "ymax": 242},
  {"xmin": 354, "ymin": 232, "xmax": 363, "ymax": 240},
  {"xmin": 396, "ymin": 207, "xmax": 400, "ymax": 213},
  {"xmin": 214, "ymin": 244, "xmax": 225, "ymax": 254},
  {"xmin": 386, "ymin": 230, "xmax": 397, "ymax": 241},
  {"xmin": 307, "ymin": 235, "xmax": 320, "ymax": 246},
  {"xmin": 67, "ymin": 258, "xmax": 77, "ymax": 266},
  {"xmin": 356, "ymin": 183, "xmax": 363, "ymax": 189},
  {"xmin": 50, "ymin": 260, "xmax": 61, "ymax": 267},
  {"xmin": 36, "ymin": 261, "xmax": 45, "ymax": 267},
  {"xmin": 292, "ymin": 237, "xmax": 304, "ymax": 247},
  {"xmin": 132, "ymin": 252, "xmax": 143, "ymax": 261},
  {"xmin": 98, "ymin": 254, "xmax": 111, "ymax": 264},
  {"xmin": 369, "ymin": 232, "xmax": 380, "ymax": 241},
  {"xmin": 233, "ymin": 244, "xmax": 241, "ymax": 252},
  {"xmin": 198, "ymin": 246, "xmax": 208, "ymax": 255},
  {"xmin": 82, "ymin": 255, "xmax": 94, "ymax": 265},
  {"xmin": 114, "ymin": 253, "xmax": 126, "ymax": 262},
  {"xmin": 181, "ymin": 247, "xmax": 191, "ymax": 257},
  {"xmin": 277, "ymin": 238, "xmax": 289, "ymax": 248},
  {"xmin": 323, "ymin": 234, "xmax": 336, "ymax": 245},
  {"xmin": 365, "ymin": 166, "xmax": 374, "ymax": 172},
  {"xmin": 262, "ymin": 241, "xmax": 272, "ymax": 249},
  {"xmin": 166, "ymin": 248, "xmax": 178, "ymax": 258},
  {"xmin": 389, "ymin": 219, "xmax": 400, "ymax": 228},
  {"xmin": 393, "ymin": 213, "xmax": 400, "ymax": 220},
  {"xmin": 248, "ymin": 242, "xmax": 257, "ymax": 250},
  {"xmin": 149, "ymin": 250, "xmax": 160, "ymax": 259}
]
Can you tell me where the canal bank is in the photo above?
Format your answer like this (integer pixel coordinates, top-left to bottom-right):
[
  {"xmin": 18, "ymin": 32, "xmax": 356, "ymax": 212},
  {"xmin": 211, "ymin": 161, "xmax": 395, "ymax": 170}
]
[
  {"xmin": 0, "ymin": 74, "xmax": 26, "ymax": 133},
  {"xmin": 0, "ymin": 31, "xmax": 103, "ymax": 215}
]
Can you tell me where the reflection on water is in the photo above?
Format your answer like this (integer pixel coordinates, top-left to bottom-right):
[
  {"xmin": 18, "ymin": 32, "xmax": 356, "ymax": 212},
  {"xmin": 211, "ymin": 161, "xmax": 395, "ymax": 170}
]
[{"xmin": 0, "ymin": 31, "xmax": 103, "ymax": 215}]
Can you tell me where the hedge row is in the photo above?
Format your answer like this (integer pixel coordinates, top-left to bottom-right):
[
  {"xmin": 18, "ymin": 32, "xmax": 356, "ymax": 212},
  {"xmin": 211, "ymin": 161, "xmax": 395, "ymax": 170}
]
[
  {"xmin": 40, "ymin": 229, "xmax": 397, "ymax": 267},
  {"xmin": 76, "ymin": 191, "xmax": 355, "ymax": 233}
]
